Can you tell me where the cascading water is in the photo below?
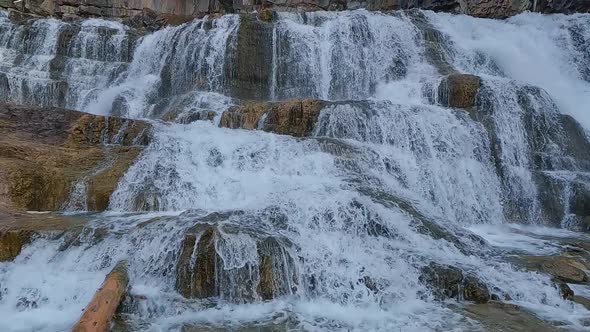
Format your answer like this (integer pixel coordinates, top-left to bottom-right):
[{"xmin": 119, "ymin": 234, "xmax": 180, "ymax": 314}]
[{"xmin": 1, "ymin": 8, "xmax": 590, "ymax": 332}]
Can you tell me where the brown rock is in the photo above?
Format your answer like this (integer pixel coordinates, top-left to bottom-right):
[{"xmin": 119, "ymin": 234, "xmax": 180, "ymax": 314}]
[
  {"xmin": 175, "ymin": 221, "xmax": 298, "ymax": 301},
  {"xmin": 219, "ymin": 99, "xmax": 326, "ymax": 137},
  {"xmin": 0, "ymin": 103, "xmax": 149, "ymax": 212},
  {"xmin": 0, "ymin": 230, "xmax": 32, "ymax": 261},
  {"xmin": 518, "ymin": 256, "xmax": 589, "ymax": 284},
  {"xmin": 437, "ymin": 74, "xmax": 482, "ymax": 109},
  {"xmin": 71, "ymin": 260, "xmax": 129, "ymax": 332},
  {"xmin": 573, "ymin": 295, "xmax": 590, "ymax": 310},
  {"xmin": 224, "ymin": 14, "xmax": 272, "ymax": 100},
  {"xmin": 557, "ymin": 282, "xmax": 574, "ymax": 300},
  {"xmin": 464, "ymin": 301, "xmax": 558, "ymax": 332},
  {"xmin": 175, "ymin": 228, "xmax": 217, "ymax": 298},
  {"xmin": 420, "ymin": 262, "xmax": 491, "ymax": 303},
  {"xmin": 257, "ymin": 8, "xmax": 273, "ymax": 22},
  {"xmin": 463, "ymin": 0, "xmax": 531, "ymax": 18},
  {"xmin": 86, "ymin": 147, "xmax": 142, "ymax": 211}
]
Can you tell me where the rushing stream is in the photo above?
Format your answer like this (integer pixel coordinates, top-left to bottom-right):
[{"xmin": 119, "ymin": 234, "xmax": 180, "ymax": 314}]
[{"xmin": 0, "ymin": 8, "xmax": 590, "ymax": 332}]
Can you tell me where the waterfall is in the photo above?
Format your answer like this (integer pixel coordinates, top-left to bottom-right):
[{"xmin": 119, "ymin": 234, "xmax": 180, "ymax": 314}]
[{"xmin": 1, "ymin": 9, "xmax": 590, "ymax": 332}]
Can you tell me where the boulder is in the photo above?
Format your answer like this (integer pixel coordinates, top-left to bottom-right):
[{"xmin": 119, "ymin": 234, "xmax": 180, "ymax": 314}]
[
  {"xmin": 219, "ymin": 99, "xmax": 326, "ymax": 137},
  {"xmin": 420, "ymin": 262, "xmax": 491, "ymax": 303},
  {"xmin": 0, "ymin": 103, "xmax": 150, "ymax": 212},
  {"xmin": 557, "ymin": 282, "xmax": 574, "ymax": 300},
  {"xmin": 462, "ymin": 0, "xmax": 531, "ymax": 18},
  {"xmin": 71, "ymin": 261, "xmax": 129, "ymax": 332},
  {"xmin": 0, "ymin": 230, "xmax": 32, "ymax": 261},
  {"xmin": 517, "ymin": 256, "xmax": 589, "ymax": 284},
  {"xmin": 175, "ymin": 221, "xmax": 298, "ymax": 302},
  {"xmin": 437, "ymin": 74, "xmax": 482, "ymax": 109}
]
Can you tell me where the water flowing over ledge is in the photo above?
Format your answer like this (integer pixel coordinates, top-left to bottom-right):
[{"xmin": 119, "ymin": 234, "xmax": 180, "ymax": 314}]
[{"xmin": 0, "ymin": 9, "xmax": 589, "ymax": 332}]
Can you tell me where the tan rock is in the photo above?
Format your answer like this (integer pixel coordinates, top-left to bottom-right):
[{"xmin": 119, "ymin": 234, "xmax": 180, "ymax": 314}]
[
  {"xmin": 464, "ymin": 301, "xmax": 558, "ymax": 332},
  {"xmin": 437, "ymin": 74, "xmax": 481, "ymax": 109},
  {"xmin": 175, "ymin": 221, "xmax": 298, "ymax": 301},
  {"xmin": 175, "ymin": 228, "xmax": 217, "ymax": 298},
  {"xmin": 257, "ymin": 8, "xmax": 273, "ymax": 22},
  {"xmin": 219, "ymin": 99, "xmax": 326, "ymax": 137},
  {"xmin": 71, "ymin": 261, "xmax": 129, "ymax": 332},
  {"xmin": 517, "ymin": 255, "xmax": 589, "ymax": 284},
  {"xmin": 0, "ymin": 230, "xmax": 32, "ymax": 261},
  {"xmin": 573, "ymin": 295, "xmax": 590, "ymax": 310},
  {"xmin": 0, "ymin": 103, "xmax": 149, "ymax": 212}
]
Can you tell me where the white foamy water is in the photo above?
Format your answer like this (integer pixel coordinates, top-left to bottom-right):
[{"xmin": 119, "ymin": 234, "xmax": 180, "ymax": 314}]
[
  {"xmin": 427, "ymin": 11, "xmax": 590, "ymax": 131},
  {"xmin": 0, "ymin": 9, "xmax": 589, "ymax": 332}
]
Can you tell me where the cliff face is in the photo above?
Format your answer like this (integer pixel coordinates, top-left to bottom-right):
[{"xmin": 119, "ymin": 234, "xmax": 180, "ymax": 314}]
[{"xmin": 1, "ymin": 0, "xmax": 589, "ymax": 20}]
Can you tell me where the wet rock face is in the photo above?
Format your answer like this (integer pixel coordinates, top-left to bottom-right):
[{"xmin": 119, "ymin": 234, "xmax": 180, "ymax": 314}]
[
  {"xmin": 437, "ymin": 74, "xmax": 481, "ymax": 109},
  {"xmin": 175, "ymin": 222, "xmax": 298, "ymax": 302},
  {"xmin": 0, "ymin": 103, "xmax": 150, "ymax": 212},
  {"xmin": 224, "ymin": 14, "xmax": 273, "ymax": 101},
  {"xmin": 219, "ymin": 99, "xmax": 326, "ymax": 137},
  {"xmin": 0, "ymin": 230, "xmax": 32, "ymax": 261},
  {"xmin": 464, "ymin": 301, "xmax": 558, "ymax": 332},
  {"xmin": 5, "ymin": 0, "xmax": 584, "ymax": 20},
  {"xmin": 420, "ymin": 263, "xmax": 491, "ymax": 303},
  {"xmin": 517, "ymin": 255, "xmax": 589, "ymax": 283},
  {"xmin": 535, "ymin": 0, "xmax": 590, "ymax": 14}
]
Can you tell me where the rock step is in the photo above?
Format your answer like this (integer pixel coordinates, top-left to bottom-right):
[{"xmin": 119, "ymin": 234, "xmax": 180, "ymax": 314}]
[
  {"xmin": 2, "ymin": 0, "xmax": 590, "ymax": 22},
  {"xmin": 175, "ymin": 222, "xmax": 299, "ymax": 301},
  {"xmin": 0, "ymin": 103, "xmax": 150, "ymax": 212}
]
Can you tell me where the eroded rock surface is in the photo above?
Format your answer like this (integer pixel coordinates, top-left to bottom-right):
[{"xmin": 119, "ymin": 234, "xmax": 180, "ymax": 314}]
[
  {"xmin": 464, "ymin": 301, "xmax": 558, "ymax": 332},
  {"xmin": 437, "ymin": 74, "xmax": 481, "ymax": 109},
  {"xmin": 175, "ymin": 219, "xmax": 298, "ymax": 302},
  {"xmin": 420, "ymin": 262, "xmax": 491, "ymax": 303},
  {"xmin": 2, "ymin": 0, "xmax": 588, "ymax": 20},
  {"xmin": 515, "ymin": 255, "xmax": 589, "ymax": 284},
  {"xmin": 219, "ymin": 99, "xmax": 326, "ymax": 137},
  {"xmin": 0, "ymin": 103, "xmax": 150, "ymax": 212}
]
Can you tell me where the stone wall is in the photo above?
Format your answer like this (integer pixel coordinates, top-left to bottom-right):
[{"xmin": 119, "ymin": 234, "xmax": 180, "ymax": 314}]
[{"xmin": 1, "ymin": 0, "xmax": 589, "ymax": 21}]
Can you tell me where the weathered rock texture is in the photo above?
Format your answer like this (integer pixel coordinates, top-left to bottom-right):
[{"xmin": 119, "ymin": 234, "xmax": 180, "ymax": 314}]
[
  {"xmin": 219, "ymin": 99, "xmax": 326, "ymax": 137},
  {"xmin": 0, "ymin": 229, "xmax": 32, "ymax": 261},
  {"xmin": 0, "ymin": 211, "xmax": 89, "ymax": 261},
  {"xmin": 437, "ymin": 74, "xmax": 481, "ymax": 109},
  {"xmin": 516, "ymin": 255, "xmax": 589, "ymax": 283},
  {"xmin": 175, "ymin": 220, "xmax": 298, "ymax": 302},
  {"xmin": 1, "ymin": 0, "xmax": 589, "ymax": 21},
  {"xmin": 71, "ymin": 260, "xmax": 129, "ymax": 332},
  {"xmin": 420, "ymin": 262, "xmax": 491, "ymax": 303},
  {"xmin": 0, "ymin": 103, "xmax": 150, "ymax": 212},
  {"xmin": 464, "ymin": 301, "xmax": 558, "ymax": 332}
]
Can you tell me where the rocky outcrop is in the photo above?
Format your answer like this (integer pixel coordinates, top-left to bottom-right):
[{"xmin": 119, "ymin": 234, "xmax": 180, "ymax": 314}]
[
  {"xmin": 0, "ymin": 229, "xmax": 32, "ymax": 261},
  {"xmin": 224, "ymin": 14, "xmax": 273, "ymax": 101},
  {"xmin": 516, "ymin": 255, "xmax": 589, "ymax": 283},
  {"xmin": 71, "ymin": 261, "xmax": 129, "ymax": 332},
  {"xmin": 219, "ymin": 99, "xmax": 326, "ymax": 137},
  {"xmin": 0, "ymin": 103, "xmax": 150, "ymax": 212},
  {"xmin": 464, "ymin": 301, "xmax": 558, "ymax": 332},
  {"xmin": 175, "ymin": 220, "xmax": 298, "ymax": 301},
  {"xmin": 420, "ymin": 262, "xmax": 491, "ymax": 303},
  {"xmin": 2, "ymin": 0, "xmax": 589, "ymax": 21},
  {"xmin": 437, "ymin": 74, "xmax": 481, "ymax": 109}
]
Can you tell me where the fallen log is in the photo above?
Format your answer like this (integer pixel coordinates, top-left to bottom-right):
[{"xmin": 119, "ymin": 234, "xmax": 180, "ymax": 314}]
[{"xmin": 71, "ymin": 261, "xmax": 129, "ymax": 332}]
